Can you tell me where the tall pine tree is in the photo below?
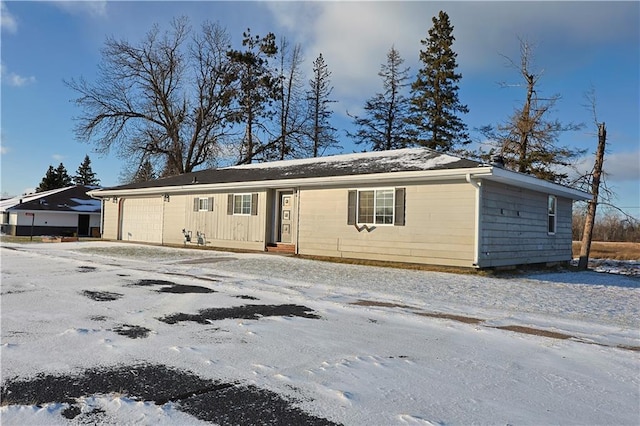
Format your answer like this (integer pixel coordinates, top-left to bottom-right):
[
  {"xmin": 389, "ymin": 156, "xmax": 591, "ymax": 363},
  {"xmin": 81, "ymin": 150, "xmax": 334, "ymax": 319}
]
[
  {"xmin": 36, "ymin": 163, "xmax": 73, "ymax": 192},
  {"xmin": 408, "ymin": 10, "xmax": 469, "ymax": 151},
  {"xmin": 36, "ymin": 166, "xmax": 59, "ymax": 192},
  {"xmin": 227, "ymin": 29, "xmax": 280, "ymax": 164},
  {"xmin": 348, "ymin": 46, "xmax": 411, "ymax": 151},
  {"xmin": 73, "ymin": 154, "xmax": 100, "ymax": 186},
  {"xmin": 307, "ymin": 53, "xmax": 339, "ymax": 157},
  {"xmin": 55, "ymin": 163, "xmax": 73, "ymax": 187}
]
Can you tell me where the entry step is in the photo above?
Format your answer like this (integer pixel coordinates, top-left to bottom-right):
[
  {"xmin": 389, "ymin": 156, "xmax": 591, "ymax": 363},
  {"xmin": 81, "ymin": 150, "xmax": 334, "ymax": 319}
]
[{"xmin": 266, "ymin": 243, "xmax": 296, "ymax": 254}]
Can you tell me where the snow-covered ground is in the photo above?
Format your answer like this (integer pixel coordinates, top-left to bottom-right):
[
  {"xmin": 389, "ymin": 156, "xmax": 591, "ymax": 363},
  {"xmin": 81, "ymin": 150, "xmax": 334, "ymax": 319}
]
[{"xmin": 1, "ymin": 241, "xmax": 638, "ymax": 425}]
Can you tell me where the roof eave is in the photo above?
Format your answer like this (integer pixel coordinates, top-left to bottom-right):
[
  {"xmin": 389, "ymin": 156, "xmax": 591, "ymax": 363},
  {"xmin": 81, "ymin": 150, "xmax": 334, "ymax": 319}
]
[
  {"xmin": 486, "ymin": 167, "xmax": 592, "ymax": 201},
  {"xmin": 89, "ymin": 167, "xmax": 493, "ymax": 197},
  {"xmin": 89, "ymin": 166, "xmax": 592, "ymax": 201}
]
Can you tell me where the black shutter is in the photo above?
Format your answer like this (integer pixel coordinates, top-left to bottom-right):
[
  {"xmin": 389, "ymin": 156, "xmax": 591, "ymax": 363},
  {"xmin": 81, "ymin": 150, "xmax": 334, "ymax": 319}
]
[
  {"xmin": 251, "ymin": 193, "xmax": 258, "ymax": 215},
  {"xmin": 193, "ymin": 198, "xmax": 199, "ymax": 212},
  {"xmin": 347, "ymin": 190, "xmax": 357, "ymax": 225},
  {"xmin": 394, "ymin": 188, "xmax": 405, "ymax": 226},
  {"xmin": 227, "ymin": 194, "xmax": 234, "ymax": 215},
  {"xmin": 208, "ymin": 197, "xmax": 214, "ymax": 211}
]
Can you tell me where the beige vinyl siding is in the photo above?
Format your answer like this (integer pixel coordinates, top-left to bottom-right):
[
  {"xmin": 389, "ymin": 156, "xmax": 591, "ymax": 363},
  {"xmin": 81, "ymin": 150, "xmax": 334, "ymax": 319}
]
[
  {"xmin": 101, "ymin": 199, "xmax": 119, "ymax": 239},
  {"xmin": 478, "ymin": 181, "xmax": 573, "ymax": 267},
  {"xmin": 167, "ymin": 192, "xmax": 267, "ymax": 250},
  {"xmin": 297, "ymin": 182, "xmax": 476, "ymax": 267},
  {"xmin": 161, "ymin": 194, "xmax": 188, "ymax": 245}
]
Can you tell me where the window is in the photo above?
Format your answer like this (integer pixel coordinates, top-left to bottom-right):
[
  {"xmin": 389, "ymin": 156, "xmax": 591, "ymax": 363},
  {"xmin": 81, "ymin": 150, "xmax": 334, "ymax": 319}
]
[
  {"xmin": 193, "ymin": 197, "xmax": 214, "ymax": 212},
  {"xmin": 233, "ymin": 194, "xmax": 251, "ymax": 215},
  {"xmin": 547, "ymin": 195, "xmax": 557, "ymax": 234},
  {"xmin": 227, "ymin": 193, "xmax": 258, "ymax": 216},
  {"xmin": 348, "ymin": 188, "xmax": 404, "ymax": 226}
]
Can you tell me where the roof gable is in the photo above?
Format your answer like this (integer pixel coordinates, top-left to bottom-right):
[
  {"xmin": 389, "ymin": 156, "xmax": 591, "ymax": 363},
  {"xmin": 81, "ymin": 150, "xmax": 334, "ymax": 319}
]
[{"xmin": 5, "ymin": 186, "xmax": 102, "ymax": 213}]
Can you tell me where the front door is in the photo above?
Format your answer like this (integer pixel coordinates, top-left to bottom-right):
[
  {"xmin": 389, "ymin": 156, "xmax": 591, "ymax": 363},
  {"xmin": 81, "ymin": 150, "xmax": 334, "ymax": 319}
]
[
  {"xmin": 78, "ymin": 214, "xmax": 90, "ymax": 236},
  {"xmin": 279, "ymin": 192, "xmax": 293, "ymax": 243}
]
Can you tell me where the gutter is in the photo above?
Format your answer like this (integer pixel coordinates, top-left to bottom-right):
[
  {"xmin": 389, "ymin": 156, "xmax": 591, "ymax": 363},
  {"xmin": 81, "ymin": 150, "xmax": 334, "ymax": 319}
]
[{"xmin": 88, "ymin": 167, "xmax": 494, "ymax": 198}]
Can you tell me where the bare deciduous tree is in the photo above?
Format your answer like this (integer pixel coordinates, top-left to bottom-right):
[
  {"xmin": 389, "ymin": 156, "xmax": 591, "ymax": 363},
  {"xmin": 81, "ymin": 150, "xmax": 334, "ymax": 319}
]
[
  {"xmin": 272, "ymin": 38, "xmax": 308, "ymax": 160},
  {"xmin": 66, "ymin": 17, "xmax": 236, "ymax": 176}
]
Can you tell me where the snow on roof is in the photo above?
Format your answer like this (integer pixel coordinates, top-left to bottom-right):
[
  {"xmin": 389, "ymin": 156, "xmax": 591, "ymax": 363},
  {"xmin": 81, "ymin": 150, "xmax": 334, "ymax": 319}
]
[
  {"xmin": 100, "ymin": 148, "xmax": 480, "ymax": 192},
  {"xmin": 223, "ymin": 148, "xmax": 462, "ymax": 171},
  {"xmin": 3, "ymin": 186, "xmax": 102, "ymax": 213},
  {"xmin": 0, "ymin": 187, "xmax": 72, "ymax": 212}
]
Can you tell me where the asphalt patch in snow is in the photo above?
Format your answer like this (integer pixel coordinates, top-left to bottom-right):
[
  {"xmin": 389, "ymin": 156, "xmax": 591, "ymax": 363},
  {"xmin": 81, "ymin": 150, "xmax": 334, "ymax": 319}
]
[
  {"xmin": 129, "ymin": 279, "xmax": 216, "ymax": 294},
  {"xmin": 81, "ymin": 290, "xmax": 124, "ymax": 302},
  {"xmin": 112, "ymin": 324, "xmax": 152, "ymax": 339},
  {"xmin": 158, "ymin": 304, "xmax": 320, "ymax": 325},
  {"xmin": 0, "ymin": 364, "xmax": 339, "ymax": 425},
  {"xmin": 235, "ymin": 294, "xmax": 259, "ymax": 300},
  {"xmin": 77, "ymin": 266, "xmax": 97, "ymax": 273}
]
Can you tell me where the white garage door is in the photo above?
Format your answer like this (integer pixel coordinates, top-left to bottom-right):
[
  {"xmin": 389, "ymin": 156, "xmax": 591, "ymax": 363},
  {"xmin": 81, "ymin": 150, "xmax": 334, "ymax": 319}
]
[{"xmin": 120, "ymin": 198, "xmax": 163, "ymax": 243}]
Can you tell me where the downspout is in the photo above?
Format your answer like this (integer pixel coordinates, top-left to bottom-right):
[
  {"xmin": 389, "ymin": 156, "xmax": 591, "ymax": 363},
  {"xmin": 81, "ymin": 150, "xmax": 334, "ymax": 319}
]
[
  {"xmin": 100, "ymin": 199, "xmax": 105, "ymax": 238},
  {"xmin": 295, "ymin": 187, "xmax": 301, "ymax": 255},
  {"xmin": 466, "ymin": 174, "xmax": 482, "ymax": 267}
]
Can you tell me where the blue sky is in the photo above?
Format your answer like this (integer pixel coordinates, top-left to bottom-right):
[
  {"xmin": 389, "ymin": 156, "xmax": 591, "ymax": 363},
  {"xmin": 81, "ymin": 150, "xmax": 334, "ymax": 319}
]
[{"xmin": 1, "ymin": 1, "xmax": 638, "ymax": 217}]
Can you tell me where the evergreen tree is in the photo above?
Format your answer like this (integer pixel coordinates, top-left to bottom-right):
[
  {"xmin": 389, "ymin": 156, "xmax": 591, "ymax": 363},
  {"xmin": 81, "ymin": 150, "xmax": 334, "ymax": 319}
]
[
  {"xmin": 227, "ymin": 29, "xmax": 280, "ymax": 164},
  {"xmin": 73, "ymin": 154, "xmax": 100, "ymax": 186},
  {"xmin": 132, "ymin": 159, "xmax": 157, "ymax": 183},
  {"xmin": 408, "ymin": 11, "xmax": 469, "ymax": 151},
  {"xmin": 348, "ymin": 46, "xmax": 411, "ymax": 151},
  {"xmin": 477, "ymin": 39, "xmax": 584, "ymax": 183},
  {"xmin": 36, "ymin": 166, "xmax": 59, "ymax": 192},
  {"xmin": 36, "ymin": 163, "xmax": 73, "ymax": 192},
  {"xmin": 307, "ymin": 53, "xmax": 339, "ymax": 157},
  {"xmin": 55, "ymin": 163, "xmax": 73, "ymax": 187}
]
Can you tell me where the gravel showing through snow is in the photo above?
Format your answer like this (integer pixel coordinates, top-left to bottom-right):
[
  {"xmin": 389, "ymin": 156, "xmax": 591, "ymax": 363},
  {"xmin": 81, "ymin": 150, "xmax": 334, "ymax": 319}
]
[{"xmin": 1, "ymin": 241, "xmax": 638, "ymax": 425}]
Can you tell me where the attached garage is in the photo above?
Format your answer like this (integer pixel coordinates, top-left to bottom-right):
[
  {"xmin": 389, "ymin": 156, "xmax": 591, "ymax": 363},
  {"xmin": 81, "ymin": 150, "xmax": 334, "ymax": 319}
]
[{"xmin": 119, "ymin": 197, "xmax": 163, "ymax": 243}]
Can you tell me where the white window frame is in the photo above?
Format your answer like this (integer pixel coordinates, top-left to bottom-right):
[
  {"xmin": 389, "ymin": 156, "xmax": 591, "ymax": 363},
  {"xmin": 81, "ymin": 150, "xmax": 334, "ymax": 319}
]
[
  {"xmin": 357, "ymin": 188, "xmax": 395, "ymax": 225},
  {"xmin": 547, "ymin": 195, "xmax": 557, "ymax": 235},
  {"xmin": 198, "ymin": 197, "xmax": 209, "ymax": 212},
  {"xmin": 233, "ymin": 193, "xmax": 252, "ymax": 215}
]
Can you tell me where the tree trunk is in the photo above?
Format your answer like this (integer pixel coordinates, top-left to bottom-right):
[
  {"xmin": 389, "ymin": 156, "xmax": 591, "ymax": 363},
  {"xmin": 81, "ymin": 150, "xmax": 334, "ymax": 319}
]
[{"xmin": 578, "ymin": 122, "xmax": 606, "ymax": 270}]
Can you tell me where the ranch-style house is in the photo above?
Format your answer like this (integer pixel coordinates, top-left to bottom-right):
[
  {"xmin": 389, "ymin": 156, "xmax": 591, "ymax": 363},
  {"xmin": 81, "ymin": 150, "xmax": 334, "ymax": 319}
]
[{"xmin": 89, "ymin": 148, "xmax": 591, "ymax": 268}]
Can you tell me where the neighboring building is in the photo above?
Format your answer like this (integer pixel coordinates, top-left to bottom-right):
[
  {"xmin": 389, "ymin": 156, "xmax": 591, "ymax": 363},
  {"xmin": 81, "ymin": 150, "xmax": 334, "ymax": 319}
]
[
  {"xmin": 1, "ymin": 186, "xmax": 102, "ymax": 237},
  {"xmin": 88, "ymin": 148, "xmax": 590, "ymax": 268}
]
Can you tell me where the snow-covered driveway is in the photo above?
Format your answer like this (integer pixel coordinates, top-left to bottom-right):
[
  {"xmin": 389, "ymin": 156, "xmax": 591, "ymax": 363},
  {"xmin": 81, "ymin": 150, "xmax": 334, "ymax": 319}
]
[{"xmin": 1, "ymin": 242, "xmax": 638, "ymax": 425}]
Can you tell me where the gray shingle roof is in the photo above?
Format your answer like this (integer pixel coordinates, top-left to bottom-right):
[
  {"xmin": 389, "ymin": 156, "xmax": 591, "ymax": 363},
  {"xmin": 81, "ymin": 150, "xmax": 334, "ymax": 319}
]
[
  {"xmin": 106, "ymin": 148, "xmax": 481, "ymax": 191},
  {"xmin": 6, "ymin": 186, "xmax": 101, "ymax": 213}
]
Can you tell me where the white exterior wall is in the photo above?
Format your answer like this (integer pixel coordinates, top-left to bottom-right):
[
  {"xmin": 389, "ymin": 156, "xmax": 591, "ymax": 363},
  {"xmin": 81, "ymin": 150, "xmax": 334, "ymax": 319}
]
[
  {"xmin": 297, "ymin": 182, "xmax": 477, "ymax": 267},
  {"xmin": 478, "ymin": 181, "xmax": 573, "ymax": 267},
  {"xmin": 12, "ymin": 211, "xmax": 99, "ymax": 227}
]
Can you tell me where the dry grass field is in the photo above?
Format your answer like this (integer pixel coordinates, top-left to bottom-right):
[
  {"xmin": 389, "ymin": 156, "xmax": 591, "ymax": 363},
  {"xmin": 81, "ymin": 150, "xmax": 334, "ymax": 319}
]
[{"xmin": 572, "ymin": 241, "xmax": 640, "ymax": 261}]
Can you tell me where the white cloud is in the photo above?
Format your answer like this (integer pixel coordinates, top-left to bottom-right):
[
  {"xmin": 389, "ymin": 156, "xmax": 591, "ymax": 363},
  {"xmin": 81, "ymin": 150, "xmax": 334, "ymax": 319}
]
[
  {"xmin": 0, "ymin": 133, "xmax": 8, "ymax": 155},
  {"xmin": 1, "ymin": 1, "xmax": 18, "ymax": 34},
  {"xmin": 52, "ymin": 0, "xmax": 108, "ymax": 18},
  {"xmin": 267, "ymin": 1, "xmax": 638, "ymax": 110},
  {"xmin": 0, "ymin": 63, "xmax": 36, "ymax": 87},
  {"xmin": 604, "ymin": 150, "xmax": 640, "ymax": 182},
  {"xmin": 52, "ymin": 154, "xmax": 65, "ymax": 162}
]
